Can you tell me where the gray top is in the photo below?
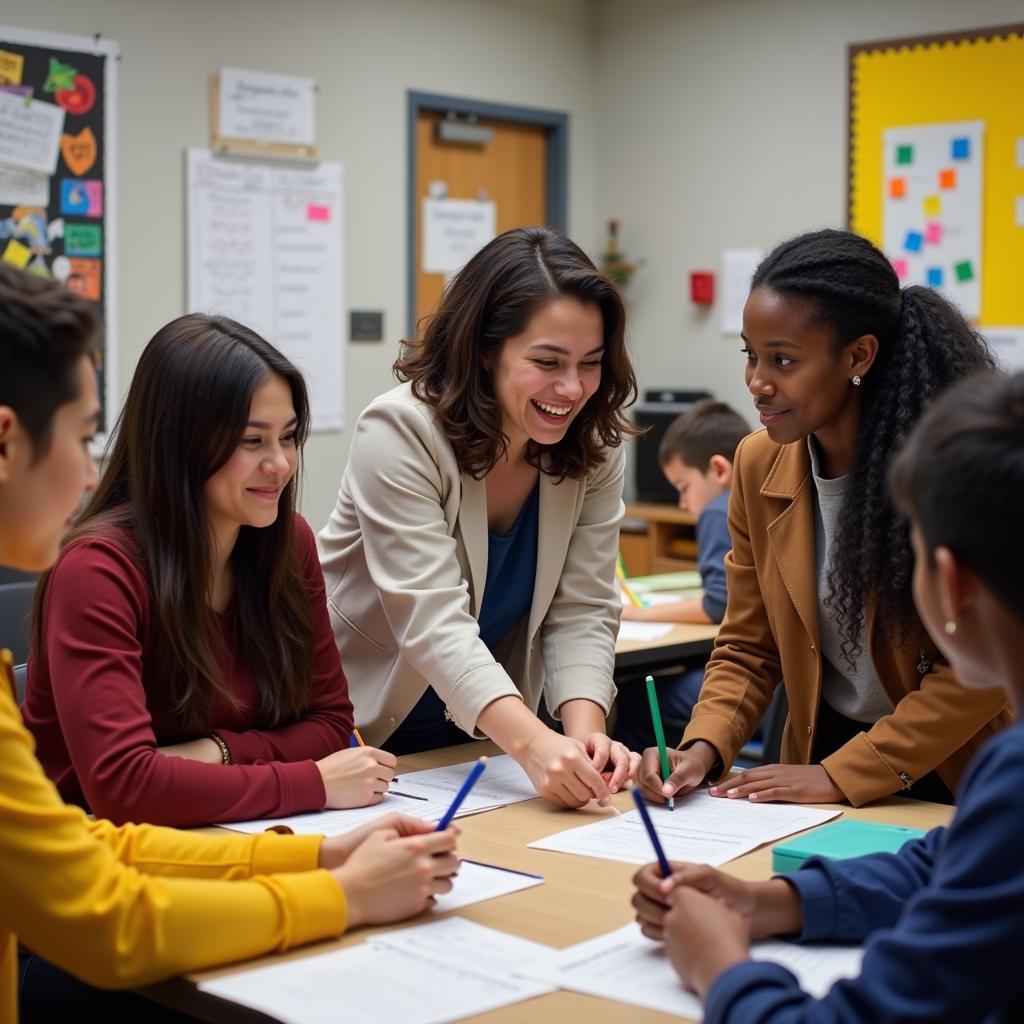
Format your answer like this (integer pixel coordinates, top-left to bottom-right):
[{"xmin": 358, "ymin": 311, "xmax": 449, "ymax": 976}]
[{"xmin": 808, "ymin": 438, "xmax": 894, "ymax": 724}]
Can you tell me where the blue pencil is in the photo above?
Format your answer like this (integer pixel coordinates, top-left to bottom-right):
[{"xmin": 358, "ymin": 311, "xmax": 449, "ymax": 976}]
[
  {"xmin": 630, "ymin": 783, "xmax": 672, "ymax": 878},
  {"xmin": 435, "ymin": 756, "xmax": 488, "ymax": 831}
]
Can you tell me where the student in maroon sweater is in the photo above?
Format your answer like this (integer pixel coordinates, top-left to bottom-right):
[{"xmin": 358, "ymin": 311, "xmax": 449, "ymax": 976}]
[{"xmin": 24, "ymin": 314, "xmax": 395, "ymax": 827}]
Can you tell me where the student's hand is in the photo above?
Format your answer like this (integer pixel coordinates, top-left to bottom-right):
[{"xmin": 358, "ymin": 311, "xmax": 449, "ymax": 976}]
[
  {"xmin": 332, "ymin": 825, "xmax": 460, "ymax": 928},
  {"xmin": 317, "ymin": 813, "xmax": 439, "ymax": 869},
  {"xmin": 663, "ymin": 887, "xmax": 750, "ymax": 1000},
  {"xmin": 639, "ymin": 740, "xmax": 718, "ymax": 804},
  {"xmin": 580, "ymin": 731, "xmax": 641, "ymax": 794},
  {"xmin": 316, "ymin": 746, "xmax": 398, "ymax": 809},
  {"xmin": 633, "ymin": 861, "xmax": 802, "ymax": 941},
  {"xmin": 709, "ymin": 763, "xmax": 844, "ymax": 804},
  {"xmin": 519, "ymin": 729, "xmax": 616, "ymax": 808}
]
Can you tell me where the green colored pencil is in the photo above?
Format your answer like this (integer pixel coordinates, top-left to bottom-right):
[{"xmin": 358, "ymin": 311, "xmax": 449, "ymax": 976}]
[{"xmin": 645, "ymin": 675, "xmax": 675, "ymax": 810}]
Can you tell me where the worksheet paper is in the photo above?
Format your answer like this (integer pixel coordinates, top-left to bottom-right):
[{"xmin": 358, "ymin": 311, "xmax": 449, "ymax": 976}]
[
  {"xmin": 519, "ymin": 922, "xmax": 863, "ymax": 1019},
  {"xmin": 617, "ymin": 621, "xmax": 675, "ymax": 642},
  {"xmin": 198, "ymin": 918, "xmax": 555, "ymax": 1024},
  {"xmin": 396, "ymin": 753, "xmax": 537, "ymax": 813},
  {"xmin": 432, "ymin": 859, "xmax": 544, "ymax": 913},
  {"xmin": 529, "ymin": 791, "xmax": 840, "ymax": 867}
]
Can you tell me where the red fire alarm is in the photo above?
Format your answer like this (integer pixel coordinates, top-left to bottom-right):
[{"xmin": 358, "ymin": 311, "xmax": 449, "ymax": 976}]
[{"xmin": 690, "ymin": 271, "xmax": 715, "ymax": 305}]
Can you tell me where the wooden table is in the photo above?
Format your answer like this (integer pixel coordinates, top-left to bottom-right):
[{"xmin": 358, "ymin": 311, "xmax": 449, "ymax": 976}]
[
  {"xmin": 615, "ymin": 622, "xmax": 719, "ymax": 674},
  {"xmin": 146, "ymin": 742, "xmax": 952, "ymax": 1024}
]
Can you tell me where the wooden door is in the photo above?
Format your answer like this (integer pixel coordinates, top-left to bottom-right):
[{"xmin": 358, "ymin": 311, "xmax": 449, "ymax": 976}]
[{"xmin": 414, "ymin": 111, "xmax": 547, "ymax": 329}]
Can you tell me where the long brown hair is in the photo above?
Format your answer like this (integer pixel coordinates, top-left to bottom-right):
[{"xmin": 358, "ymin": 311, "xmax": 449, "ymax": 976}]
[
  {"xmin": 33, "ymin": 314, "xmax": 314, "ymax": 731},
  {"xmin": 396, "ymin": 226, "xmax": 641, "ymax": 479}
]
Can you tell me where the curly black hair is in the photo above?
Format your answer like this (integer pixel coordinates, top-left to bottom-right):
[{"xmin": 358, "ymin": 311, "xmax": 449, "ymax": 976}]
[{"xmin": 751, "ymin": 228, "xmax": 995, "ymax": 665}]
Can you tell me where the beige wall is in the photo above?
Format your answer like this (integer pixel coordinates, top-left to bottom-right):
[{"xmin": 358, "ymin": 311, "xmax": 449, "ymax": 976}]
[
  {"xmin": 594, "ymin": 0, "xmax": 1024, "ymax": 466},
  {"xmin": 3, "ymin": 0, "xmax": 599, "ymax": 527}
]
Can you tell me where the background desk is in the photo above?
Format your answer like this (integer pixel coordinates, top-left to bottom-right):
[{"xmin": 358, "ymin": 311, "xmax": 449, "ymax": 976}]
[
  {"xmin": 149, "ymin": 741, "xmax": 953, "ymax": 1024},
  {"xmin": 615, "ymin": 622, "xmax": 719, "ymax": 675}
]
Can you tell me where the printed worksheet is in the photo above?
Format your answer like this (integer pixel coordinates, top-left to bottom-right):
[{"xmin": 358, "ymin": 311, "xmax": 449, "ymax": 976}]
[{"xmin": 396, "ymin": 753, "xmax": 537, "ymax": 813}]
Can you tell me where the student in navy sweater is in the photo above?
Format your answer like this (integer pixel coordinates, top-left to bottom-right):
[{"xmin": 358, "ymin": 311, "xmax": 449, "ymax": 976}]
[{"xmin": 632, "ymin": 367, "xmax": 1024, "ymax": 1023}]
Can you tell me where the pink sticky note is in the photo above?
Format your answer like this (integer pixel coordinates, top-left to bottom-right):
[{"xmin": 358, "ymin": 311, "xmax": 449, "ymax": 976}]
[
  {"xmin": 925, "ymin": 222, "xmax": 942, "ymax": 245},
  {"xmin": 892, "ymin": 258, "xmax": 908, "ymax": 280},
  {"xmin": 306, "ymin": 204, "xmax": 330, "ymax": 222}
]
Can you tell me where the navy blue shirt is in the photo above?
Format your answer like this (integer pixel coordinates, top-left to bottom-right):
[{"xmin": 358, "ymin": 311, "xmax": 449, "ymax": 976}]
[
  {"xmin": 704, "ymin": 720, "xmax": 1024, "ymax": 1024},
  {"xmin": 697, "ymin": 490, "xmax": 731, "ymax": 623}
]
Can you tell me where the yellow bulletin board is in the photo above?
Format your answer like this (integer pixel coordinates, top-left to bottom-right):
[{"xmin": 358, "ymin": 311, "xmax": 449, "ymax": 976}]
[{"xmin": 848, "ymin": 24, "xmax": 1024, "ymax": 325}]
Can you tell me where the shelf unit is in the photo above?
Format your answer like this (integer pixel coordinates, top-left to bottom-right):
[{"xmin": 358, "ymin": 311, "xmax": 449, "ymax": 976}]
[{"xmin": 620, "ymin": 502, "xmax": 698, "ymax": 576}]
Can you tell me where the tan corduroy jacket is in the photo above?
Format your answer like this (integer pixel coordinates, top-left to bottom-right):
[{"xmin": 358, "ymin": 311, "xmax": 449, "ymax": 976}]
[
  {"xmin": 681, "ymin": 429, "xmax": 1012, "ymax": 806},
  {"xmin": 318, "ymin": 383, "xmax": 623, "ymax": 746}
]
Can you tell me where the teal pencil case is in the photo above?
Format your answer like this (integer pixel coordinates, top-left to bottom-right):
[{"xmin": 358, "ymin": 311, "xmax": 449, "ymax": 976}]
[{"xmin": 771, "ymin": 819, "xmax": 927, "ymax": 873}]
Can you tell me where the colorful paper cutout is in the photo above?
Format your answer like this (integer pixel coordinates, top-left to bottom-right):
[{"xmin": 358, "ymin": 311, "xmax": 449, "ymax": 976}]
[
  {"xmin": 923, "ymin": 195, "xmax": 942, "ymax": 218},
  {"xmin": 61, "ymin": 127, "xmax": 97, "ymax": 176},
  {"xmin": 925, "ymin": 222, "xmax": 943, "ymax": 245},
  {"xmin": 951, "ymin": 137, "xmax": 970, "ymax": 160},
  {"xmin": 926, "ymin": 267, "xmax": 943, "ymax": 287},
  {"xmin": 2, "ymin": 238, "xmax": 31, "ymax": 269},
  {"xmin": 10, "ymin": 210, "xmax": 50, "ymax": 254},
  {"xmin": 51, "ymin": 255, "xmax": 71, "ymax": 282},
  {"xmin": 26, "ymin": 255, "xmax": 52, "ymax": 279},
  {"xmin": 65, "ymin": 223, "xmax": 102, "ymax": 257},
  {"xmin": 903, "ymin": 231, "xmax": 923, "ymax": 253},
  {"xmin": 892, "ymin": 258, "xmax": 908, "ymax": 280},
  {"xmin": 889, "ymin": 177, "xmax": 907, "ymax": 199},
  {"xmin": 938, "ymin": 168, "xmax": 957, "ymax": 190},
  {"xmin": 55, "ymin": 73, "xmax": 96, "ymax": 116},
  {"xmin": 954, "ymin": 260, "xmax": 974, "ymax": 283},
  {"xmin": 896, "ymin": 144, "xmax": 914, "ymax": 165},
  {"xmin": 43, "ymin": 57, "xmax": 77, "ymax": 93},
  {"xmin": 65, "ymin": 257, "xmax": 101, "ymax": 300},
  {"xmin": 0, "ymin": 50, "xmax": 25, "ymax": 86},
  {"xmin": 47, "ymin": 218, "xmax": 64, "ymax": 241},
  {"xmin": 60, "ymin": 179, "xmax": 103, "ymax": 217},
  {"xmin": 306, "ymin": 204, "xmax": 330, "ymax": 222}
]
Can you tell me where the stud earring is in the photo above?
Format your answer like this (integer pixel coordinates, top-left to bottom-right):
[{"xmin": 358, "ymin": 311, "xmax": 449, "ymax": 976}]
[
  {"xmin": 944, "ymin": 620, "xmax": 957, "ymax": 635},
  {"xmin": 851, "ymin": 375, "xmax": 862, "ymax": 386}
]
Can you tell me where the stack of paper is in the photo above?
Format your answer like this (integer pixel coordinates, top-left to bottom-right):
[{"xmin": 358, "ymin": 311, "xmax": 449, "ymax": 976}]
[{"xmin": 529, "ymin": 789, "xmax": 840, "ymax": 867}]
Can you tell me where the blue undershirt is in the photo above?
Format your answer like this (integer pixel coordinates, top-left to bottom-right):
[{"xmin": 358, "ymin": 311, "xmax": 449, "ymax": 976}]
[{"xmin": 386, "ymin": 482, "xmax": 540, "ymax": 751}]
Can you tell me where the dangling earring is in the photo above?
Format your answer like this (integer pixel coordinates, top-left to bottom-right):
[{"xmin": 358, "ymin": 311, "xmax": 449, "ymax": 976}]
[
  {"xmin": 944, "ymin": 621, "xmax": 957, "ymax": 635},
  {"xmin": 851, "ymin": 375, "xmax": 862, "ymax": 387}
]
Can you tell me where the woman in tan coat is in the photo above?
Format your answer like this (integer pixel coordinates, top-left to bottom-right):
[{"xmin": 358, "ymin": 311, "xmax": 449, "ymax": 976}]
[{"xmin": 640, "ymin": 229, "xmax": 1011, "ymax": 807}]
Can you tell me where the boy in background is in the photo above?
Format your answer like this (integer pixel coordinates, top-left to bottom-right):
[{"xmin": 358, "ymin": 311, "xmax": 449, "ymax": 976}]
[{"xmin": 616, "ymin": 400, "xmax": 749, "ymax": 749}]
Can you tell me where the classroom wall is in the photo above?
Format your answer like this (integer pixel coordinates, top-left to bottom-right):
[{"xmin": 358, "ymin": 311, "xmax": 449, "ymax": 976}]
[
  {"xmin": 4, "ymin": 0, "xmax": 599, "ymax": 527},
  {"xmin": 594, "ymin": 0, "xmax": 1024, "ymax": 459}
]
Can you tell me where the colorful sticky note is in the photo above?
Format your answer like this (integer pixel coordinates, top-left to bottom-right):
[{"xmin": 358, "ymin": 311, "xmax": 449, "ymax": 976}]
[
  {"xmin": 64, "ymin": 223, "xmax": 102, "ymax": 257},
  {"xmin": 892, "ymin": 258, "xmax": 908, "ymax": 280},
  {"xmin": 0, "ymin": 49, "xmax": 25, "ymax": 86},
  {"xmin": 43, "ymin": 57, "xmax": 77, "ymax": 93},
  {"xmin": 925, "ymin": 222, "xmax": 943, "ymax": 245},
  {"xmin": 60, "ymin": 179, "xmax": 103, "ymax": 217},
  {"xmin": 895, "ymin": 144, "xmax": 914, "ymax": 165},
  {"xmin": 926, "ymin": 267, "xmax": 943, "ymax": 287},
  {"xmin": 923, "ymin": 195, "xmax": 941, "ymax": 218},
  {"xmin": 65, "ymin": 257, "xmax": 101, "ymax": 301},
  {"xmin": 938, "ymin": 168, "xmax": 957, "ymax": 190},
  {"xmin": 903, "ymin": 231, "xmax": 923, "ymax": 253},
  {"xmin": 951, "ymin": 137, "xmax": 970, "ymax": 160},
  {"xmin": 306, "ymin": 204, "xmax": 330, "ymax": 222},
  {"xmin": 2, "ymin": 238, "xmax": 31, "ymax": 269},
  {"xmin": 888, "ymin": 177, "xmax": 907, "ymax": 199},
  {"xmin": 954, "ymin": 260, "xmax": 974, "ymax": 283},
  {"xmin": 61, "ymin": 127, "xmax": 97, "ymax": 176}
]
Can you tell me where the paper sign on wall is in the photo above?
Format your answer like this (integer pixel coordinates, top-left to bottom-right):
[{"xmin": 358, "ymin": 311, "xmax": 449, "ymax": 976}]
[
  {"xmin": 218, "ymin": 67, "xmax": 316, "ymax": 146},
  {"xmin": 422, "ymin": 197, "xmax": 496, "ymax": 276},
  {"xmin": 983, "ymin": 327, "xmax": 1024, "ymax": 372},
  {"xmin": 720, "ymin": 249, "xmax": 762, "ymax": 335},
  {"xmin": 0, "ymin": 90, "xmax": 65, "ymax": 174}
]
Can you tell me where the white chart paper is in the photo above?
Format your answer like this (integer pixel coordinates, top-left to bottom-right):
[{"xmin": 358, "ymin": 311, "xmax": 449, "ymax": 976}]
[{"xmin": 529, "ymin": 790, "xmax": 839, "ymax": 867}]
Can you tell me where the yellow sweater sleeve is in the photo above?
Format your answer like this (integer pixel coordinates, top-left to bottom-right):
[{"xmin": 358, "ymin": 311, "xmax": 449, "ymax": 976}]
[{"xmin": 0, "ymin": 674, "xmax": 347, "ymax": 990}]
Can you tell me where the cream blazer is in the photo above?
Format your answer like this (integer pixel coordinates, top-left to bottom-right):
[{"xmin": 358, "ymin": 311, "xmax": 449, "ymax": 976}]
[{"xmin": 318, "ymin": 382, "xmax": 624, "ymax": 746}]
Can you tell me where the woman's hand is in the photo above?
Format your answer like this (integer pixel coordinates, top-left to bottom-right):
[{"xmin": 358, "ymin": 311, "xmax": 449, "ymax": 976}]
[
  {"xmin": 318, "ymin": 813, "xmax": 438, "ymax": 869},
  {"xmin": 579, "ymin": 731, "xmax": 640, "ymax": 794},
  {"xmin": 332, "ymin": 824, "xmax": 460, "ymax": 927},
  {"xmin": 316, "ymin": 746, "xmax": 398, "ymax": 808},
  {"xmin": 519, "ymin": 729, "xmax": 615, "ymax": 808},
  {"xmin": 709, "ymin": 764, "xmax": 844, "ymax": 804},
  {"xmin": 638, "ymin": 740, "xmax": 718, "ymax": 804}
]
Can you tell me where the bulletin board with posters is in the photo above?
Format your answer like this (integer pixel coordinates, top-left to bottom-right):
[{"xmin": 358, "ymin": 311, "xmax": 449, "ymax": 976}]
[
  {"xmin": 848, "ymin": 24, "xmax": 1024, "ymax": 330},
  {"xmin": 0, "ymin": 25, "xmax": 118, "ymax": 433}
]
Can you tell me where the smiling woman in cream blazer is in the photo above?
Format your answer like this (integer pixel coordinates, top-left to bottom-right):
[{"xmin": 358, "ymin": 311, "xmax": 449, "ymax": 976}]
[{"xmin": 319, "ymin": 227, "xmax": 642, "ymax": 809}]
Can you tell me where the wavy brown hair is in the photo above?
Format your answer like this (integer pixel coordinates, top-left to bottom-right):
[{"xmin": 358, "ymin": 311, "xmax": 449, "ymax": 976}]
[
  {"xmin": 396, "ymin": 226, "xmax": 641, "ymax": 479},
  {"xmin": 32, "ymin": 314, "xmax": 314, "ymax": 732}
]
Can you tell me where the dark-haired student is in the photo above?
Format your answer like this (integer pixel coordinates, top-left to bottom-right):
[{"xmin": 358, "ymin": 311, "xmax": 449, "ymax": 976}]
[
  {"xmin": 640, "ymin": 229, "xmax": 1010, "ymax": 808},
  {"xmin": 319, "ymin": 226, "xmax": 642, "ymax": 808},
  {"xmin": 0, "ymin": 263, "xmax": 459, "ymax": 1022},
  {"xmin": 24, "ymin": 313, "xmax": 397, "ymax": 827},
  {"xmin": 633, "ymin": 368, "xmax": 1024, "ymax": 1023}
]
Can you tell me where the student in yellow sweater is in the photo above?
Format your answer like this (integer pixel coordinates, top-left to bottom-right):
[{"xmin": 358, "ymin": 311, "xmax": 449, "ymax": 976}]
[{"xmin": 0, "ymin": 263, "xmax": 460, "ymax": 1021}]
